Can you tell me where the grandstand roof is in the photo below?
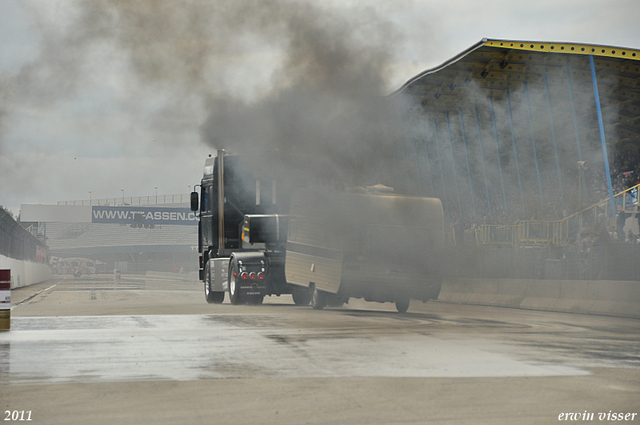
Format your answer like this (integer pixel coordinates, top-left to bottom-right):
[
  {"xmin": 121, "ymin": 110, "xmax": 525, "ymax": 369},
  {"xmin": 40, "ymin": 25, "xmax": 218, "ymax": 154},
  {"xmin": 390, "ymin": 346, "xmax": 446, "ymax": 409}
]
[{"xmin": 395, "ymin": 38, "xmax": 640, "ymax": 150}]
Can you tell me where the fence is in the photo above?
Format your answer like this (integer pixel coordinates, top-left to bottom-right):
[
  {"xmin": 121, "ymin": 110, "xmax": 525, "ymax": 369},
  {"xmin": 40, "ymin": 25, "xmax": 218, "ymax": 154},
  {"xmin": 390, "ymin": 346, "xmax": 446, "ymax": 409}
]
[
  {"xmin": 474, "ymin": 221, "xmax": 555, "ymax": 247},
  {"xmin": 57, "ymin": 193, "xmax": 191, "ymax": 207},
  {"xmin": 474, "ymin": 184, "xmax": 640, "ymax": 247},
  {"xmin": 0, "ymin": 208, "xmax": 47, "ymax": 262}
]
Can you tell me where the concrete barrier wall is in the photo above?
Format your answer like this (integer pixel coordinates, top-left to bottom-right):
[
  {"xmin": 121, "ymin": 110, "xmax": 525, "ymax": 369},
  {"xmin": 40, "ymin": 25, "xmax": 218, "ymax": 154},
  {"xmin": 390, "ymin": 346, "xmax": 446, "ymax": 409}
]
[
  {"xmin": 0, "ymin": 255, "xmax": 52, "ymax": 289},
  {"xmin": 438, "ymin": 277, "xmax": 640, "ymax": 319}
]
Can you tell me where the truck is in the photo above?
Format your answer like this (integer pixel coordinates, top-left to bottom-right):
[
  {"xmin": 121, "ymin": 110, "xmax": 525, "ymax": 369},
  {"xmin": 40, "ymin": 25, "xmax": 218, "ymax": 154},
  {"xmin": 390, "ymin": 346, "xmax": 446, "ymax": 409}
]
[{"xmin": 191, "ymin": 149, "xmax": 444, "ymax": 312}]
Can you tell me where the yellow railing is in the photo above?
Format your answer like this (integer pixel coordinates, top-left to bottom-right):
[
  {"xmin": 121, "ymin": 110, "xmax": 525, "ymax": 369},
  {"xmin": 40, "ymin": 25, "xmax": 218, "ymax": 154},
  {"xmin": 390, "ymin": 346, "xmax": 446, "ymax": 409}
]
[
  {"xmin": 474, "ymin": 225, "xmax": 519, "ymax": 247},
  {"xmin": 474, "ymin": 221, "xmax": 556, "ymax": 247},
  {"xmin": 474, "ymin": 184, "xmax": 639, "ymax": 247}
]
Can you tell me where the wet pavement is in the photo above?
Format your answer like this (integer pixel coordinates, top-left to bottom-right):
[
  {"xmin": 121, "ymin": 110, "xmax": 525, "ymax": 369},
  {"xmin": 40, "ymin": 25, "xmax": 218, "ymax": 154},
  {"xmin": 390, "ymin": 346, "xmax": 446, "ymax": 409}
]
[
  {"xmin": 1, "ymin": 275, "xmax": 639, "ymax": 425},
  {"xmin": 2, "ymin": 313, "xmax": 591, "ymax": 384}
]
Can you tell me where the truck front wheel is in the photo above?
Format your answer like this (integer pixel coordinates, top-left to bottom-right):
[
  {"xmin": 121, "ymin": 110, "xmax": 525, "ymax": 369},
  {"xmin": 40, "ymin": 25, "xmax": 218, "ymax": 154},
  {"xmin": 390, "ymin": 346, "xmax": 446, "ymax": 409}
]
[{"xmin": 228, "ymin": 262, "xmax": 243, "ymax": 305}]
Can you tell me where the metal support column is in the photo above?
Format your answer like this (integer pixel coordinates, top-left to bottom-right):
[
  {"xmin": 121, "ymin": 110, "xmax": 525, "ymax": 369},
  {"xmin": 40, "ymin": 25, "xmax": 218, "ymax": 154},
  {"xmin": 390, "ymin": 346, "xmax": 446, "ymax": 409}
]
[
  {"xmin": 393, "ymin": 109, "xmax": 412, "ymax": 191},
  {"xmin": 433, "ymin": 117, "xmax": 450, "ymax": 214},
  {"xmin": 411, "ymin": 123, "xmax": 425, "ymax": 196},
  {"xmin": 544, "ymin": 75, "xmax": 565, "ymax": 209},
  {"xmin": 506, "ymin": 88, "xmax": 525, "ymax": 209},
  {"xmin": 446, "ymin": 111, "xmax": 463, "ymax": 215},
  {"xmin": 489, "ymin": 97, "xmax": 508, "ymax": 216},
  {"xmin": 524, "ymin": 82, "xmax": 544, "ymax": 204},
  {"xmin": 421, "ymin": 119, "xmax": 436, "ymax": 197},
  {"xmin": 566, "ymin": 65, "xmax": 588, "ymax": 205},
  {"xmin": 459, "ymin": 109, "xmax": 478, "ymax": 222},
  {"xmin": 474, "ymin": 105, "xmax": 492, "ymax": 219}
]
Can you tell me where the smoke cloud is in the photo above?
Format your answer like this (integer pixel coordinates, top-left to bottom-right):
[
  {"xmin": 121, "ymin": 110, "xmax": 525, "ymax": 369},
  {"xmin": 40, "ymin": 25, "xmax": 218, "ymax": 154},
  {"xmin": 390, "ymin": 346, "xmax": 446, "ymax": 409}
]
[
  {"xmin": 1, "ymin": 0, "xmax": 409, "ymax": 213},
  {"xmin": 196, "ymin": 1, "xmax": 405, "ymax": 186}
]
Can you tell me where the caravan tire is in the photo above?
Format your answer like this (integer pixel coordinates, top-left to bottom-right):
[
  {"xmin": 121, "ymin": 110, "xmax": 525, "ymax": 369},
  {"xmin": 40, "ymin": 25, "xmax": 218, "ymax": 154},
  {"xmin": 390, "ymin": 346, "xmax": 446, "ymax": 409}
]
[
  {"xmin": 395, "ymin": 297, "xmax": 410, "ymax": 313},
  {"xmin": 292, "ymin": 290, "xmax": 311, "ymax": 306}
]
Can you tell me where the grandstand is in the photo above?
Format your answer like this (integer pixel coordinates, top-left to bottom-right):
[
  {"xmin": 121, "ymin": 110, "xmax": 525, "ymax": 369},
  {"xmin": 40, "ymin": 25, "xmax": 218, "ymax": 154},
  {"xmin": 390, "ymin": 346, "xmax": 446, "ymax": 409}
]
[{"xmin": 389, "ymin": 38, "xmax": 640, "ymax": 281}]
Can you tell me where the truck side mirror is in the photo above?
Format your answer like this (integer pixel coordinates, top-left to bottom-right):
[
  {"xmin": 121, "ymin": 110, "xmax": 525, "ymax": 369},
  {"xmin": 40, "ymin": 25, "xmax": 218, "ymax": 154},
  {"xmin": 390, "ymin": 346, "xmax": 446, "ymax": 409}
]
[{"xmin": 190, "ymin": 191, "xmax": 199, "ymax": 211}]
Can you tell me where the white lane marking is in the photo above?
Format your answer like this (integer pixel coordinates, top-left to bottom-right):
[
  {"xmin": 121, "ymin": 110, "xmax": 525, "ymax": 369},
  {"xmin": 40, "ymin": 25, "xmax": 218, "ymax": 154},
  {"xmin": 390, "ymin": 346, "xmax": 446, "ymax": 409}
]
[{"xmin": 14, "ymin": 280, "xmax": 62, "ymax": 306}]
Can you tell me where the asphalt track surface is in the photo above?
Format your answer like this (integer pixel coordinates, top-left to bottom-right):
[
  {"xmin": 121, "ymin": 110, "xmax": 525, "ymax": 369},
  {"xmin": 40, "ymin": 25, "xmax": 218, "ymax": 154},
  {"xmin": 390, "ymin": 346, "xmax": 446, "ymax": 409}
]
[{"xmin": 1, "ymin": 274, "xmax": 639, "ymax": 425}]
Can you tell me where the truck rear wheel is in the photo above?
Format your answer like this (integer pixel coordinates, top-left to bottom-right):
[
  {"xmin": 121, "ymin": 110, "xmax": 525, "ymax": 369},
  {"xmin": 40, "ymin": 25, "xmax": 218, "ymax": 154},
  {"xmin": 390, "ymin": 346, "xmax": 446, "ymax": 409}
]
[
  {"xmin": 228, "ymin": 262, "xmax": 243, "ymax": 305},
  {"xmin": 311, "ymin": 285, "xmax": 326, "ymax": 310},
  {"xmin": 204, "ymin": 261, "xmax": 225, "ymax": 304}
]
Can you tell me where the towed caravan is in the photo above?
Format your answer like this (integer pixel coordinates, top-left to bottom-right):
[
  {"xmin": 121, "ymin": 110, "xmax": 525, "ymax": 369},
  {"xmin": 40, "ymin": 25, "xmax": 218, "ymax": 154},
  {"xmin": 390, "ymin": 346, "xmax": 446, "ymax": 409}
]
[{"xmin": 285, "ymin": 187, "xmax": 444, "ymax": 312}]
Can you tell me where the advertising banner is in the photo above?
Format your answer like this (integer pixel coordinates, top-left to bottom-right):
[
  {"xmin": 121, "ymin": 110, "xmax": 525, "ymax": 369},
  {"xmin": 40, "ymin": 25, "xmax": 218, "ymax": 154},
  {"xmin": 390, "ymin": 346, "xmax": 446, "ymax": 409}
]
[
  {"xmin": 0, "ymin": 269, "xmax": 10, "ymax": 310},
  {"xmin": 91, "ymin": 206, "xmax": 197, "ymax": 226}
]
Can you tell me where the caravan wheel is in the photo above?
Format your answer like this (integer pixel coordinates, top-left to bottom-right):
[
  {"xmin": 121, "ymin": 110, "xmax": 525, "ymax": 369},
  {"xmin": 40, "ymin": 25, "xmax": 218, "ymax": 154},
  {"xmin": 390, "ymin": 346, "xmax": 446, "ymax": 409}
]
[
  {"xmin": 292, "ymin": 289, "xmax": 311, "ymax": 306},
  {"xmin": 395, "ymin": 297, "xmax": 410, "ymax": 313}
]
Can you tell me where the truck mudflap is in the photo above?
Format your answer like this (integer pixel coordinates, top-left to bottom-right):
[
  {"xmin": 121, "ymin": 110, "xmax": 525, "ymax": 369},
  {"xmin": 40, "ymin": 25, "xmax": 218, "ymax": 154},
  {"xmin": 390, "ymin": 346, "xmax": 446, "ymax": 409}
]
[
  {"xmin": 228, "ymin": 251, "xmax": 270, "ymax": 304},
  {"xmin": 240, "ymin": 282, "xmax": 268, "ymax": 297},
  {"xmin": 210, "ymin": 257, "xmax": 230, "ymax": 292}
]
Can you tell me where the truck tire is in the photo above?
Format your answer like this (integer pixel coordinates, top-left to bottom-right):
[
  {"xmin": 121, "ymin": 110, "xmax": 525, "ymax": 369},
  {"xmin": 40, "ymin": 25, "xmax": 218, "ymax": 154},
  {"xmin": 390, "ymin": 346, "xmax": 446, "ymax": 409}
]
[
  {"xmin": 228, "ymin": 261, "xmax": 243, "ymax": 305},
  {"xmin": 292, "ymin": 289, "xmax": 311, "ymax": 306},
  {"xmin": 204, "ymin": 261, "xmax": 225, "ymax": 304},
  {"xmin": 395, "ymin": 297, "xmax": 410, "ymax": 313},
  {"xmin": 311, "ymin": 285, "xmax": 326, "ymax": 310}
]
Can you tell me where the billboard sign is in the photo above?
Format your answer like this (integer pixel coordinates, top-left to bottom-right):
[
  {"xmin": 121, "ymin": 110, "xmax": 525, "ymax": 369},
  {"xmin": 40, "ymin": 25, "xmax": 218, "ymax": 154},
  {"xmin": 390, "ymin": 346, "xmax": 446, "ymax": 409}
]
[{"xmin": 91, "ymin": 206, "xmax": 197, "ymax": 226}]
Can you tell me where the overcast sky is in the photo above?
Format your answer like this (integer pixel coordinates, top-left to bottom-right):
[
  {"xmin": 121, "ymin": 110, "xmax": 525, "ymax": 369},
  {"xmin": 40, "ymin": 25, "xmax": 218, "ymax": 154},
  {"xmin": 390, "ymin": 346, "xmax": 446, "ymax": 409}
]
[{"xmin": 1, "ymin": 0, "xmax": 638, "ymax": 217}]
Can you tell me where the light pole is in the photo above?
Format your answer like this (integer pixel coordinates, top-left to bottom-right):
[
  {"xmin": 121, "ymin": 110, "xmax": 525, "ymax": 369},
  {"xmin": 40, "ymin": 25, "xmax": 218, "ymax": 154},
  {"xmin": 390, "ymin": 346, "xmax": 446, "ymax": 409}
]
[
  {"xmin": 121, "ymin": 189, "xmax": 124, "ymax": 205},
  {"xmin": 154, "ymin": 186, "xmax": 158, "ymax": 204},
  {"xmin": 89, "ymin": 190, "xmax": 92, "ymax": 206},
  {"xmin": 577, "ymin": 161, "xmax": 587, "ymax": 210}
]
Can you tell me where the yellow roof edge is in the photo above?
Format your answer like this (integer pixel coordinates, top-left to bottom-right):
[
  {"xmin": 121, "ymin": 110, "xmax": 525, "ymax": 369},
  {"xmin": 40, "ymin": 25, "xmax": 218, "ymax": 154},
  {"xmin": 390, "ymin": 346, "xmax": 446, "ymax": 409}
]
[{"xmin": 484, "ymin": 38, "xmax": 640, "ymax": 61}]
